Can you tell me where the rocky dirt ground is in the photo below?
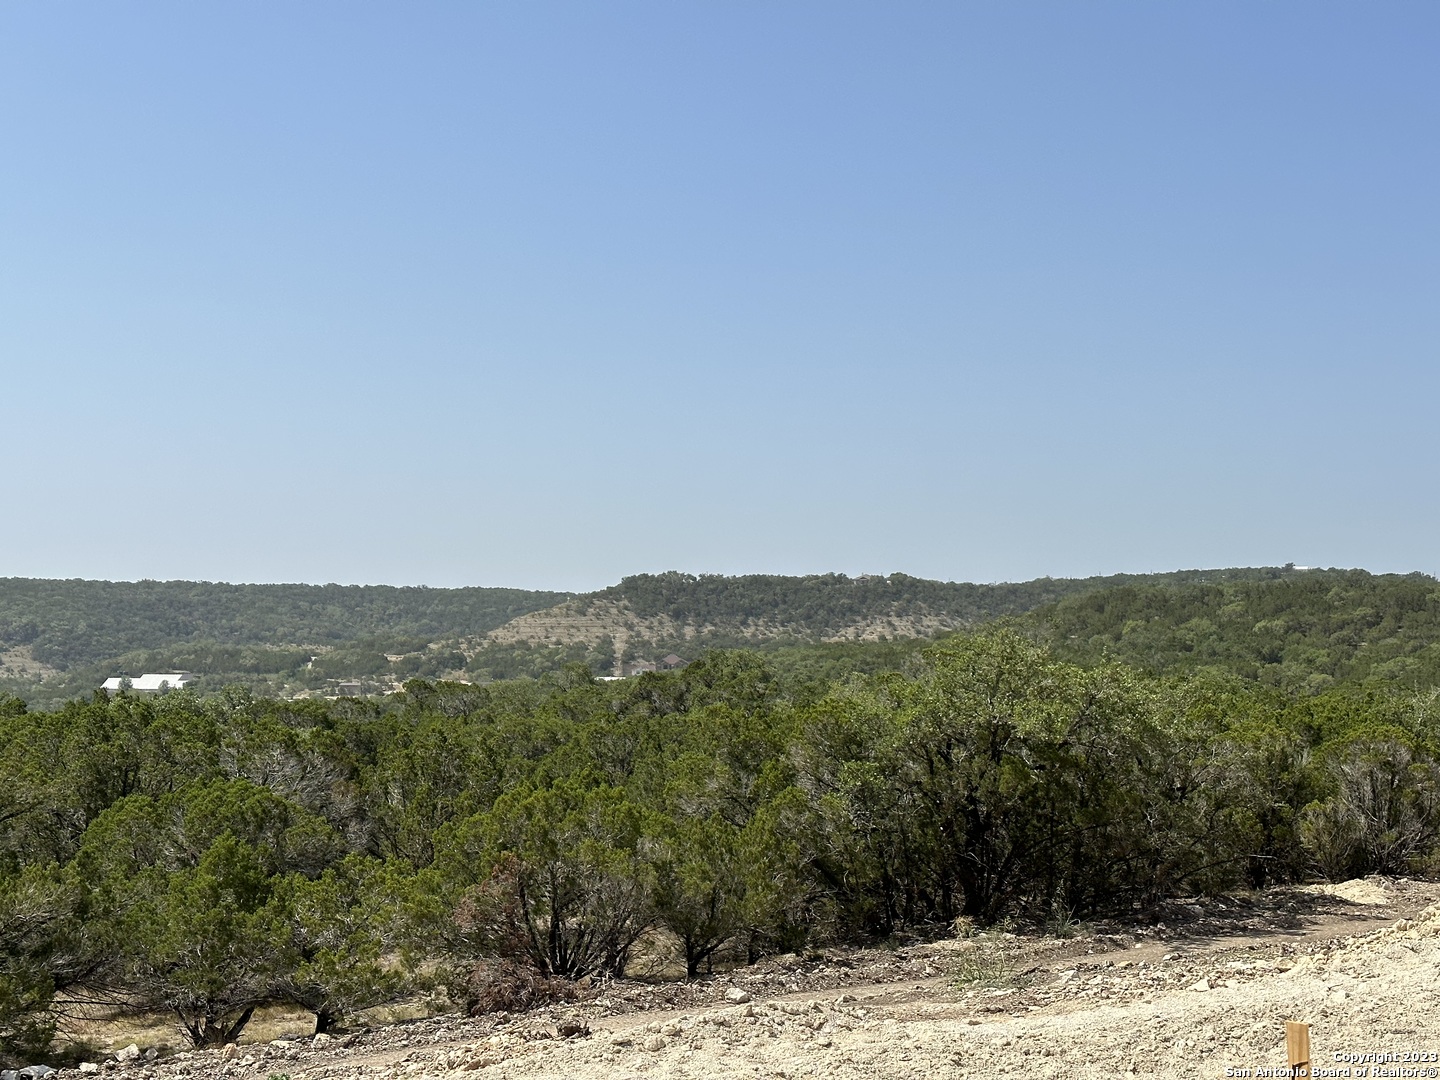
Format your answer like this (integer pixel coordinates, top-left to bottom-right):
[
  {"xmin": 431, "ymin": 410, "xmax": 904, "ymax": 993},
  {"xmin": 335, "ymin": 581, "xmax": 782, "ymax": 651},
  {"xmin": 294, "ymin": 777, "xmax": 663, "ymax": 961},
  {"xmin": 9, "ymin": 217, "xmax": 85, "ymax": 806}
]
[{"xmin": 48, "ymin": 877, "xmax": 1440, "ymax": 1080}]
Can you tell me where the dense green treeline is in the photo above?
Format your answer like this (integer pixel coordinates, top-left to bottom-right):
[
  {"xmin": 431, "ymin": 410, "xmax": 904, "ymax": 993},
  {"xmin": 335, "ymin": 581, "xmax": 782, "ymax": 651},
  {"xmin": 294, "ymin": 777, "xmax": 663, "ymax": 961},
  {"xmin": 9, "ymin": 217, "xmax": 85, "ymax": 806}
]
[
  {"xmin": 598, "ymin": 568, "xmax": 1299, "ymax": 637},
  {"xmin": 747, "ymin": 568, "xmax": 1440, "ymax": 697},
  {"xmin": 1035, "ymin": 570, "xmax": 1440, "ymax": 692},
  {"xmin": 4, "ymin": 568, "xmax": 1397, "ymax": 711},
  {"xmin": 756, "ymin": 637, "xmax": 935, "ymax": 691},
  {"xmin": 4, "ymin": 634, "xmax": 1440, "ymax": 1065},
  {"xmin": 0, "ymin": 579, "xmax": 570, "ymax": 670}
]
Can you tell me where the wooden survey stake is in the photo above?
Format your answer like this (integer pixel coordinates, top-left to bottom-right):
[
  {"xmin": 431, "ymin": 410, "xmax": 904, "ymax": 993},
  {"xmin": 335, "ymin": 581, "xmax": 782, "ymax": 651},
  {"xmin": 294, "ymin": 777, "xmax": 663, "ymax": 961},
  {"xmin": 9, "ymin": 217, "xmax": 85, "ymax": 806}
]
[{"xmin": 1286, "ymin": 1021, "xmax": 1311, "ymax": 1077}]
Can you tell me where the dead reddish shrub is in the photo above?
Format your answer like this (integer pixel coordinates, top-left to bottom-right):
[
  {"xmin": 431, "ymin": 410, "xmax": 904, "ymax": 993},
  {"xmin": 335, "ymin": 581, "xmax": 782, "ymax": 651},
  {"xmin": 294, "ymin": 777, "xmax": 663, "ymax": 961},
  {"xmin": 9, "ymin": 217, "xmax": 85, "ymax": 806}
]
[{"xmin": 458, "ymin": 958, "xmax": 584, "ymax": 1015}]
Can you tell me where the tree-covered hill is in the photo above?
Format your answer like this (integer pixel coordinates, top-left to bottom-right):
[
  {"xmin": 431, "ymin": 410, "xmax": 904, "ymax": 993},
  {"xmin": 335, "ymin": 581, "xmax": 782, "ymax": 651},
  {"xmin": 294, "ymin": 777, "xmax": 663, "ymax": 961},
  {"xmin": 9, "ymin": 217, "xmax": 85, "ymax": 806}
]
[
  {"xmin": 591, "ymin": 567, "xmax": 1303, "ymax": 637},
  {"xmin": 569, "ymin": 567, "xmax": 1440, "ymax": 695},
  {"xmin": 8, "ymin": 566, "xmax": 1436, "ymax": 707},
  {"xmin": 466, "ymin": 566, "xmax": 1311, "ymax": 680},
  {"xmin": 0, "ymin": 579, "xmax": 570, "ymax": 670},
  {"xmin": 1028, "ymin": 569, "xmax": 1440, "ymax": 692},
  {"xmin": 0, "ymin": 579, "xmax": 571, "ymax": 707}
]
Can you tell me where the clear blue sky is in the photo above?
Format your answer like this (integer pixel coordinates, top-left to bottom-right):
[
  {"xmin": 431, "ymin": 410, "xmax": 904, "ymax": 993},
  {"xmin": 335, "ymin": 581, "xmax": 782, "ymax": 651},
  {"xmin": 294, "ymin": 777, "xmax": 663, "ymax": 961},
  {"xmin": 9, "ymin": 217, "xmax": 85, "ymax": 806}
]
[{"xmin": 3, "ymin": 2, "xmax": 1437, "ymax": 591}]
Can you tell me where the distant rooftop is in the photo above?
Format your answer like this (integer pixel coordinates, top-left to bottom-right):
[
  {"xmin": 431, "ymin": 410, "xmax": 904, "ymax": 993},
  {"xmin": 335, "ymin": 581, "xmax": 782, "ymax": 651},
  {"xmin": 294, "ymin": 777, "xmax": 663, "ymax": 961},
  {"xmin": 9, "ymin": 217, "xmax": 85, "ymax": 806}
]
[{"xmin": 101, "ymin": 672, "xmax": 198, "ymax": 693}]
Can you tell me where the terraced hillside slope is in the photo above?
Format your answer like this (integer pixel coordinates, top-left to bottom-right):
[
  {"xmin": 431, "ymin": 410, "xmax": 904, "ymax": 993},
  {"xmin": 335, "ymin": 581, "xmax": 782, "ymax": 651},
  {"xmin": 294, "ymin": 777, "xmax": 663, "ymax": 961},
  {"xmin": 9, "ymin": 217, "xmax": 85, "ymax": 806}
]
[
  {"xmin": 6, "ymin": 566, "xmax": 1422, "ymax": 704},
  {"xmin": 464, "ymin": 567, "xmax": 1308, "ymax": 678}
]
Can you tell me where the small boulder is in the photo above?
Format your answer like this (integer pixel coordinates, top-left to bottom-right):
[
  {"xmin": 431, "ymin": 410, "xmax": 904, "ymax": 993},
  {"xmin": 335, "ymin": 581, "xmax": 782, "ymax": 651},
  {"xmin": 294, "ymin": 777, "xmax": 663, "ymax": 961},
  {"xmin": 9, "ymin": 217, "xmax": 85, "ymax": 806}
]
[
  {"xmin": 114, "ymin": 1044, "xmax": 141, "ymax": 1063},
  {"xmin": 312, "ymin": 1033, "xmax": 333, "ymax": 1048},
  {"xmin": 723, "ymin": 988, "xmax": 751, "ymax": 1004},
  {"xmin": 78, "ymin": 1066, "xmax": 101, "ymax": 1076},
  {"xmin": 642, "ymin": 1035, "xmax": 667, "ymax": 1052},
  {"xmin": 1188, "ymin": 978, "xmax": 1212, "ymax": 993}
]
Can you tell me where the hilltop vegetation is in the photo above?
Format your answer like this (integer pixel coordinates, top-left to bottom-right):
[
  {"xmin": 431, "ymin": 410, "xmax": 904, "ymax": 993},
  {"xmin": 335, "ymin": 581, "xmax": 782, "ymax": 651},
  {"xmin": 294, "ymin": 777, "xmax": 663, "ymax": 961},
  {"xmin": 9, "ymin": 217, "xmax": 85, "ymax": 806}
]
[
  {"xmin": 1035, "ymin": 569, "xmax": 1440, "ymax": 692},
  {"xmin": 465, "ymin": 567, "xmax": 1311, "ymax": 682},
  {"xmin": 0, "ymin": 569, "xmax": 1249, "ymax": 706},
  {"xmin": 6, "ymin": 567, "xmax": 1440, "ymax": 708},
  {"xmin": 596, "ymin": 567, "xmax": 1294, "ymax": 633},
  {"xmin": 0, "ymin": 579, "xmax": 570, "ymax": 668},
  {"xmin": 0, "ymin": 580, "xmax": 569, "ymax": 708},
  {"xmin": 473, "ymin": 567, "xmax": 1440, "ymax": 698}
]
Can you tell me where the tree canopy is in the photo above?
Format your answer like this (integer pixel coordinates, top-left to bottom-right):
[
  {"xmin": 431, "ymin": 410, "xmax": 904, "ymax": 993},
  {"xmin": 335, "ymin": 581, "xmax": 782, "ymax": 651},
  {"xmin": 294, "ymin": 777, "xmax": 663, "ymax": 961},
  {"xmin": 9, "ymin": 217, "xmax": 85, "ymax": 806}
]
[{"xmin": 4, "ymin": 631, "xmax": 1440, "ymax": 1065}]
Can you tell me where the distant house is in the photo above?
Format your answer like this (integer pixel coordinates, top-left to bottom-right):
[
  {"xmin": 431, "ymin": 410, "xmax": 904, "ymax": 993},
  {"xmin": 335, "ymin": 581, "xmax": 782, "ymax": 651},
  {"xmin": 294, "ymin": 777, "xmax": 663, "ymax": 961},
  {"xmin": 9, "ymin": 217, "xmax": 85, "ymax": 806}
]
[
  {"xmin": 335, "ymin": 681, "xmax": 364, "ymax": 696},
  {"xmin": 617, "ymin": 654, "xmax": 688, "ymax": 677},
  {"xmin": 101, "ymin": 672, "xmax": 197, "ymax": 694}
]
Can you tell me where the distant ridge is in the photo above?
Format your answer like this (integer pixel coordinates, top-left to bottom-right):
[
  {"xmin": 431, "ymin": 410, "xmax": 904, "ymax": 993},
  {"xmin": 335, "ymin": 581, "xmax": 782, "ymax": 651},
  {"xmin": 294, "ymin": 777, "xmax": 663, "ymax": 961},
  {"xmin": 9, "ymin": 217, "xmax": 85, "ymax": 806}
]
[
  {"xmin": 1032, "ymin": 567, "xmax": 1440, "ymax": 692},
  {"xmin": 0, "ymin": 578, "xmax": 571, "ymax": 668},
  {"xmin": 3, "ymin": 566, "xmax": 1416, "ymax": 706},
  {"xmin": 463, "ymin": 566, "xmax": 1327, "ymax": 678}
]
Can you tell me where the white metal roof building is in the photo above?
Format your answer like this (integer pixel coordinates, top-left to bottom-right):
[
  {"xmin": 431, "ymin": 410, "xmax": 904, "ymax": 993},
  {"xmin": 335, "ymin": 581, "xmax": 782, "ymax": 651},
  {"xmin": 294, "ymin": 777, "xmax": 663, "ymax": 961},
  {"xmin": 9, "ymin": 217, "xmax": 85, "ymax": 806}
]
[{"xmin": 101, "ymin": 672, "xmax": 198, "ymax": 693}]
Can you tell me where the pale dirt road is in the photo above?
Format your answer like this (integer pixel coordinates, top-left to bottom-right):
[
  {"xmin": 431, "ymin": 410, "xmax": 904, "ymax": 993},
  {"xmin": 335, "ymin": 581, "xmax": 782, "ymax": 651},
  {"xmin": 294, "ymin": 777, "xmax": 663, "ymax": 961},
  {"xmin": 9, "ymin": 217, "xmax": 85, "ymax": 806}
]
[{"xmin": 76, "ymin": 879, "xmax": 1440, "ymax": 1080}]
